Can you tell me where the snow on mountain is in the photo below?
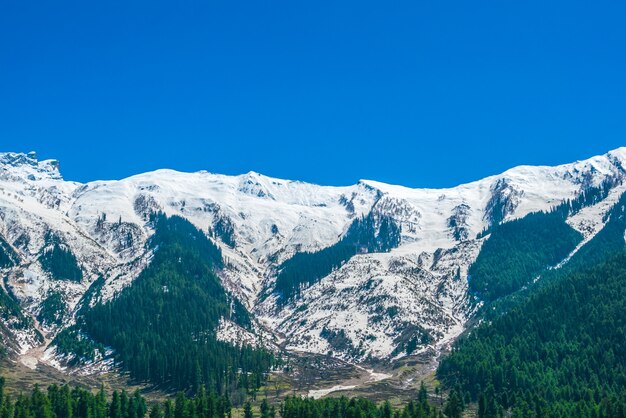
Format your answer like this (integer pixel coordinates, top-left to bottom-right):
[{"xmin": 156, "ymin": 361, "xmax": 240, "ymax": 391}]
[
  {"xmin": 259, "ymin": 147, "xmax": 626, "ymax": 361},
  {"xmin": 0, "ymin": 147, "xmax": 625, "ymax": 371},
  {"xmin": 67, "ymin": 169, "xmax": 379, "ymax": 305}
]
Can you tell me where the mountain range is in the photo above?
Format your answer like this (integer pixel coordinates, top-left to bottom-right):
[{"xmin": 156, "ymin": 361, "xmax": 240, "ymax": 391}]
[{"xmin": 0, "ymin": 147, "xmax": 625, "ymax": 389}]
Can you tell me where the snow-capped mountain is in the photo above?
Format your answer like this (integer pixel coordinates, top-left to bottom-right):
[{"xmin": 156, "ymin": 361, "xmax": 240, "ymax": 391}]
[{"xmin": 1, "ymin": 148, "xmax": 625, "ymax": 372}]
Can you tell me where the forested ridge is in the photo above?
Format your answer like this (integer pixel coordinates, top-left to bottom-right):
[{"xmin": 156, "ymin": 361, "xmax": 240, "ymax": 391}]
[
  {"xmin": 39, "ymin": 233, "xmax": 83, "ymax": 283},
  {"xmin": 469, "ymin": 210, "xmax": 582, "ymax": 301},
  {"xmin": 562, "ymin": 190, "xmax": 626, "ymax": 272},
  {"xmin": 0, "ymin": 235, "xmax": 17, "ymax": 268},
  {"xmin": 76, "ymin": 213, "xmax": 274, "ymax": 394},
  {"xmin": 274, "ymin": 212, "xmax": 401, "ymax": 302},
  {"xmin": 0, "ymin": 378, "xmax": 462, "ymax": 418},
  {"xmin": 0, "ymin": 377, "xmax": 234, "ymax": 418},
  {"xmin": 439, "ymin": 251, "xmax": 626, "ymax": 417},
  {"xmin": 469, "ymin": 180, "xmax": 622, "ymax": 302},
  {"xmin": 438, "ymin": 188, "xmax": 626, "ymax": 417}
]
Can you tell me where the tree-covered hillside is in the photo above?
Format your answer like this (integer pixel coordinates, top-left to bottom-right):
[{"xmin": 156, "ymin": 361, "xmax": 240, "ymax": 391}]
[
  {"xmin": 274, "ymin": 212, "xmax": 401, "ymax": 302},
  {"xmin": 0, "ymin": 235, "xmax": 17, "ymax": 268},
  {"xmin": 0, "ymin": 377, "xmax": 235, "ymax": 418},
  {"xmin": 81, "ymin": 213, "xmax": 274, "ymax": 394},
  {"xmin": 469, "ymin": 210, "xmax": 582, "ymax": 301},
  {"xmin": 0, "ymin": 376, "xmax": 456, "ymax": 418},
  {"xmin": 563, "ymin": 190, "xmax": 626, "ymax": 272},
  {"xmin": 438, "ymin": 251, "xmax": 626, "ymax": 417},
  {"xmin": 39, "ymin": 233, "xmax": 83, "ymax": 282}
]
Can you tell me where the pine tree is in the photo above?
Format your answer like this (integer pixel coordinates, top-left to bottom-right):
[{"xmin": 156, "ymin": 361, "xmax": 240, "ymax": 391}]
[
  {"xmin": 418, "ymin": 382, "xmax": 428, "ymax": 404},
  {"xmin": 259, "ymin": 399, "xmax": 270, "ymax": 418},
  {"xmin": 110, "ymin": 392, "xmax": 122, "ymax": 418},
  {"xmin": 31, "ymin": 385, "xmax": 53, "ymax": 418},
  {"xmin": 174, "ymin": 393, "xmax": 186, "ymax": 418},
  {"xmin": 243, "ymin": 402, "xmax": 254, "ymax": 418},
  {"xmin": 444, "ymin": 390, "xmax": 463, "ymax": 418},
  {"xmin": 149, "ymin": 404, "xmax": 163, "ymax": 418}
]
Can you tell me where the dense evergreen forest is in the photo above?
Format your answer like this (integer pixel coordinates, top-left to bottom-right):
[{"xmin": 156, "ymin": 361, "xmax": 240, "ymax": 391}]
[
  {"xmin": 37, "ymin": 291, "xmax": 66, "ymax": 327},
  {"xmin": 0, "ymin": 283, "xmax": 33, "ymax": 358},
  {"xmin": 0, "ymin": 235, "xmax": 17, "ymax": 268},
  {"xmin": 78, "ymin": 214, "xmax": 274, "ymax": 394},
  {"xmin": 562, "ymin": 190, "xmax": 626, "ymax": 272},
  {"xmin": 274, "ymin": 213, "xmax": 401, "ymax": 302},
  {"xmin": 0, "ymin": 377, "xmax": 234, "ymax": 418},
  {"xmin": 0, "ymin": 377, "xmax": 459, "ymax": 418},
  {"xmin": 468, "ymin": 210, "xmax": 582, "ymax": 301},
  {"xmin": 39, "ymin": 233, "xmax": 83, "ymax": 282},
  {"xmin": 278, "ymin": 385, "xmax": 451, "ymax": 418},
  {"xmin": 469, "ymin": 179, "xmax": 622, "ymax": 302},
  {"xmin": 438, "ymin": 251, "xmax": 626, "ymax": 417}
]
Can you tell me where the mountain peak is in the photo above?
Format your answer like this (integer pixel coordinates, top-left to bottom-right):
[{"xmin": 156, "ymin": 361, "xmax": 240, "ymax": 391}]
[{"xmin": 0, "ymin": 151, "xmax": 63, "ymax": 181}]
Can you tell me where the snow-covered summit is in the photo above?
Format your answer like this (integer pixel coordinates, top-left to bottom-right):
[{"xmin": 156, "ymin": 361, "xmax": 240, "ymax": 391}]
[
  {"xmin": 0, "ymin": 152, "xmax": 63, "ymax": 181},
  {"xmin": 0, "ymin": 146, "xmax": 625, "ymax": 369}
]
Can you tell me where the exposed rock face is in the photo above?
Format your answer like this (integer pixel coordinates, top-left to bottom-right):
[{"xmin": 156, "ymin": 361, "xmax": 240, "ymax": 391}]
[{"xmin": 0, "ymin": 148, "xmax": 625, "ymax": 372}]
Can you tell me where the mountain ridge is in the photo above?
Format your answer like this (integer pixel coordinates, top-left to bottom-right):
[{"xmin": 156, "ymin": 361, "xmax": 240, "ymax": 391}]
[
  {"xmin": 0, "ymin": 146, "xmax": 625, "ymax": 379},
  {"xmin": 5, "ymin": 146, "xmax": 626, "ymax": 189}
]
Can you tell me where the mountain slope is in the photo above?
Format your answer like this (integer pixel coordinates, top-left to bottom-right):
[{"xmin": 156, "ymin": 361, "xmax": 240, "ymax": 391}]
[
  {"xmin": 0, "ymin": 148, "xmax": 625, "ymax": 379},
  {"xmin": 438, "ymin": 250, "xmax": 626, "ymax": 417},
  {"xmin": 80, "ymin": 213, "xmax": 273, "ymax": 393}
]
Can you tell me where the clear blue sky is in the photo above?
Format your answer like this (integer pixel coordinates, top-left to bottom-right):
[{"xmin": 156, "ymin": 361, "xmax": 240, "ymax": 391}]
[{"xmin": 1, "ymin": 1, "xmax": 625, "ymax": 187}]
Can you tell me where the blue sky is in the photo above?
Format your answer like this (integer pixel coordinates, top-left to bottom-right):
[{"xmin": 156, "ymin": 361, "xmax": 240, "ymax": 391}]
[{"xmin": 1, "ymin": 1, "xmax": 625, "ymax": 187}]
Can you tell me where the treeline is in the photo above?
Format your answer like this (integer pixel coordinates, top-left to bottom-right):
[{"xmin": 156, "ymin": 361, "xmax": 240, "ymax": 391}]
[
  {"xmin": 551, "ymin": 176, "xmax": 620, "ymax": 219},
  {"xmin": 274, "ymin": 212, "xmax": 401, "ymax": 302},
  {"xmin": 438, "ymin": 252, "xmax": 626, "ymax": 417},
  {"xmin": 470, "ymin": 180, "xmax": 622, "ymax": 302},
  {"xmin": 78, "ymin": 214, "xmax": 273, "ymax": 394},
  {"xmin": 0, "ymin": 234, "xmax": 17, "ymax": 268},
  {"xmin": 37, "ymin": 291, "xmax": 66, "ymax": 327},
  {"xmin": 0, "ymin": 281, "xmax": 33, "ymax": 356},
  {"xmin": 0, "ymin": 377, "xmax": 233, "ymax": 418},
  {"xmin": 39, "ymin": 235, "xmax": 83, "ymax": 283},
  {"xmin": 562, "ymin": 190, "xmax": 626, "ymax": 272},
  {"xmin": 0, "ymin": 377, "xmax": 460, "ymax": 418},
  {"xmin": 209, "ymin": 215, "xmax": 236, "ymax": 248},
  {"xmin": 277, "ymin": 383, "xmax": 455, "ymax": 418},
  {"xmin": 469, "ymin": 209, "xmax": 582, "ymax": 301},
  {"xmin": 53, "ymin": 327, "xmax": 106, "ymax": 367}
]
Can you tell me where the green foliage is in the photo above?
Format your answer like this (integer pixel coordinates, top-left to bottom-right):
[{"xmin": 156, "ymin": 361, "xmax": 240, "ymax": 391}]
[
  {"xmin": 39, "ymin": 239, "xmax": 83, "ymax": 282},
  {"xmin": 0, "ymin": 378, "xmax": 449, "ymax": 418},
  {"xmin": 81, "ymin": 213, "xmax": 272, "ymax": 393},
  {"xmin": 0, "ymin": 235, "xmax": 17, "ymax": 268},
  {"xmin": 279, "ymin": 393, "xmax": 441, "ymax": 418},
  {"xmin": 0, "ymin": 280, "xmax": 31, "ymax": 333},
  {"xmin": 53, "ymin": 327, "xmax": 106, "ymax": 366},
  {"xmin": 243, "ymin": 401, "xmax": 253, "ymax": 418},
  {"xmin": 275, "ymin": 213, "xmax": 401, "ymax": 302},
  {"xmin": 0, "ymin": 378, "xmax": 232, "ymax": 418},
  {"xmin": 552, "ymin": 177, "xmax": 620, "ymax": 219},
  {"xmin": 443, "ymin": 390, "xmax": 463, "ymax": 418},
  {"xmin": 469, "ymin": 210, "xmax": 582, "ymax": 301},
  {"xmin": 259, "ymin": 398, "xmax": 275, "ymax": 418},
  {"xmin": 438, "ymin": 252, "xmax": 626, "ymax": 417},
  {"xmin": 37, "ymin": 292, "xmax": 66, "ymax": 327},
  {"xmin": 563, "ymin": 190, "xmax": 626, "ymax": 271},
  {"xmin": 210, "ymin": 215, "xmax": 236, "ymax": 248},
  {"xmin": 148, "ymin": 214, "xmax": 223, "ymax": 270}
]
